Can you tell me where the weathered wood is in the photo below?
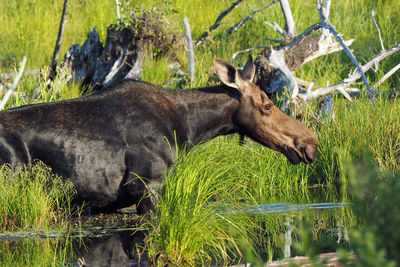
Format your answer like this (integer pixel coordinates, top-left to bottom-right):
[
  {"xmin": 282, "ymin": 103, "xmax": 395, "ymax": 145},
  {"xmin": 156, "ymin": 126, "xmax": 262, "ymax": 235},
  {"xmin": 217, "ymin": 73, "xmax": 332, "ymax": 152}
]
[
  {"xmin": 60, "ymin": 26, "xmax": 143, "ymax": 89},
  {"xmin": 183, "ymin": 17, "xmax": 195, "ymax": 80},
  {"xmin": 60, "ymin": 14, "xmax": 177, "ymax": 90},
  {"xmin": 0, "ymin": 56, "xmax": 27, "ymax": 110},
  {"xmin": 50, "ymin": 0, "xmax": 69, "ymax": 78}
]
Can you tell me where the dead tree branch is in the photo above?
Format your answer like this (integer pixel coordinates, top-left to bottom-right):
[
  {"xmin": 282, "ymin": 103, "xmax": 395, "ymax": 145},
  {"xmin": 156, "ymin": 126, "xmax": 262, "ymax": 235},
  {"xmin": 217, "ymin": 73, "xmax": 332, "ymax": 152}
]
[
  {"xmin": 116, "ymin": 0, "xmax": 121, "ymax": 24},
  {"xmin": 217, "ymin": 0, "xmax": 278, "ymax": 39},
  {"xmin": 298, "ymin": 44, "xmax": 400, "ymax": 100},
  {"xmin": 372, "ymin": 63, "xmax": 400, "ymax": 90},
  {"xmin": 371, "ymin": 10, "xmax": 385, "ymax": 51},
  {"xmin": 0, "ymin": 56, "xmax": 27, "ymax": 110},
  {"xmin": 50, "ymin": 0, "xmax": 69, "ymax": 78},
  {"xmin": 264, "ymin": 22, "xmax": 285, "ymax": 37},
  {"xmin": 195, "ymin": 0, "xmax": 243, "ymax": 43},
  {"xmin": 183, "ymin": 17, "xmax": 195, "ymax": 80},
  {"xmin": 250, "ymin": 0, "xmax": 400, "ymax": 105},
  {"xmin": 279, "ymin": 0, "xmax": 297, "ymax": 39},
  {"xmin": 230, "ymin": 46, "xmax": 266, "ymax": 62},
  {"xmin": 283, "ymin": 22, "xmax": 374, "ymax": 102}
]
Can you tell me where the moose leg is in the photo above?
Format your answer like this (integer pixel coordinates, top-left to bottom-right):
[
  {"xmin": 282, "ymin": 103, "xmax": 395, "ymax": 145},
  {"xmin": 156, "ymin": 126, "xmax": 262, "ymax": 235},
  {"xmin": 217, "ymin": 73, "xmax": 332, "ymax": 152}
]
[{"xmin": 136, "ymin": 195, "xmax": 155, "ymax": 214}]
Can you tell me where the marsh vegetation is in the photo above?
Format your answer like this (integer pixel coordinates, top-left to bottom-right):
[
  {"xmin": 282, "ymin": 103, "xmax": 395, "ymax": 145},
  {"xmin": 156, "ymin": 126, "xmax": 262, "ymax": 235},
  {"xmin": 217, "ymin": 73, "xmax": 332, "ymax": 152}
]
[{"xmin": 0, "ymin": 0, "xmax": 399, "ymax": 265}]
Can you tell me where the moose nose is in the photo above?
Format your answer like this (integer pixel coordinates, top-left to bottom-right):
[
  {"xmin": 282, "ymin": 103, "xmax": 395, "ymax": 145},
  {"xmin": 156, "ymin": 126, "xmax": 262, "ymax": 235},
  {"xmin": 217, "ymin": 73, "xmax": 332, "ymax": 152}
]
[{"xmin": 304, "ymin": 145, "xmax": 317, "ymax": 163}]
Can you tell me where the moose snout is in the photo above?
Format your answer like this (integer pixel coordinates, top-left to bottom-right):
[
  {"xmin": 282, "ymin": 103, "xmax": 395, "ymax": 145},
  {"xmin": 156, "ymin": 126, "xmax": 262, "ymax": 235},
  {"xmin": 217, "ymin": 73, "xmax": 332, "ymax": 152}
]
[
  {"xmin": 297, "ymin": 135, "xmax": 318, "ymax": 164},
  {"xmin": 302, "ymin": 143, "xmax": 317, "ymax": 163},
  {"xmin": 292, "ymin": 135, "xmax": 317, "ymax": 164}
]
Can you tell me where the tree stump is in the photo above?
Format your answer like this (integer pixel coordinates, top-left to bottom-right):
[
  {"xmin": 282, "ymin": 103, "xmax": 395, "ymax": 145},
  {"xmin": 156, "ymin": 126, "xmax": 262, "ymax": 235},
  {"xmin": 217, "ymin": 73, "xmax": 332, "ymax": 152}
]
[{"xmin": 60, "ymin": 14, "xmax": 177, "ymax": 90}]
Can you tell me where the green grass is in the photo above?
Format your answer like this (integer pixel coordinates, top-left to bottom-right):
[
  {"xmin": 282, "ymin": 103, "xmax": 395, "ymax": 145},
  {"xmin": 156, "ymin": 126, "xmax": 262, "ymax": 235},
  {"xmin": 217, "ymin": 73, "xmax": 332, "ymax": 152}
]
[
  {"xmin": 296, "ymin": 151, "xmax": 400, "ymax": 266},
  {"xmin": 0, "ymin": 0, "xmax": 116, "ymax": 70},
  {"xmin": 0, "ymin": 235, "xmax": 72, "ymax": 266},
  {"xmin": 0, "ymin": 0, "xmax": 400, "ymax": 265},
  {"xmin": 145, "ymin": 96, "xmax": 399, "ymax": 264},
  {"xmin": 0, "ymin": 161, "xmax": 75, "ymax": 232},
  {"xmin": 145, "ymin": 144, "xmax": 257, "ymax": 265}
]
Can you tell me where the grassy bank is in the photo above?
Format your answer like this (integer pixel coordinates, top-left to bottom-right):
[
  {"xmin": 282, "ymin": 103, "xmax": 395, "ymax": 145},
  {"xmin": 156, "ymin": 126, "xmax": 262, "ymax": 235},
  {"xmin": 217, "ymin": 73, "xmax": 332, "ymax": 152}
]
[{"xmin": 1, "ymin": 0, "xmax": 399, "ymax": 265}]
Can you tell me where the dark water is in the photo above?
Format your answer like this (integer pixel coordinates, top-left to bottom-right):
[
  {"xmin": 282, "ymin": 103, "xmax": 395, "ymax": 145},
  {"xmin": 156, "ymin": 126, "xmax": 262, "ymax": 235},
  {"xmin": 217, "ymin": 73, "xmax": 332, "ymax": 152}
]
[
  {"xmin": 0, "ymin": 230, "xmax": 150, "ymax": 266},
  {"xmin": 0, "ymin": 202, "xmax": 349, "ymax": 266}
]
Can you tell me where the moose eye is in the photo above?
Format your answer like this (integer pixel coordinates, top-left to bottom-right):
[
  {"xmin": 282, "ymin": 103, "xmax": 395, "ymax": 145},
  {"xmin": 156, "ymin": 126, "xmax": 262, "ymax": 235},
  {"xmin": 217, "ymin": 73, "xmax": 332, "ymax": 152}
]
[{"xmin": 265, "ymin": 104, "xmax": 272, "ymax": 111}]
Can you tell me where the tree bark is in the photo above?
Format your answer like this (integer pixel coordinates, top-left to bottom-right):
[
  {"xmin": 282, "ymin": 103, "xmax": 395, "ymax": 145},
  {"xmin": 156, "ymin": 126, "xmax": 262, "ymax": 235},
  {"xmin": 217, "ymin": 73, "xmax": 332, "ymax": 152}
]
[{"xmin": 60, "ymin": 14, "xmax": 177, "ymax": 90}]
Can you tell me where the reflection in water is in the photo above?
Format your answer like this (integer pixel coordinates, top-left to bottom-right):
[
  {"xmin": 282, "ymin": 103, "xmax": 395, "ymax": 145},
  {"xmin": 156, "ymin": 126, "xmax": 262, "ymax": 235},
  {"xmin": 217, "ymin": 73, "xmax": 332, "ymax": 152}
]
[
  {"xmin": 70, "ymin": 231, "xmax": 150, "ymax": 267},
  {"xmin": 221, "ymin": 202, "xmax": 349, "ymax": 214},
  {"xmin": 0, "ymin": 203, "xmax": 351, "ymax": 266},
  {"xmin": 239, "ymin": 202, "xmax": 349, "ymax": 214},
  {"xmin": 0, "ymin": 231, "xmax": 150, "ymax": 267}
]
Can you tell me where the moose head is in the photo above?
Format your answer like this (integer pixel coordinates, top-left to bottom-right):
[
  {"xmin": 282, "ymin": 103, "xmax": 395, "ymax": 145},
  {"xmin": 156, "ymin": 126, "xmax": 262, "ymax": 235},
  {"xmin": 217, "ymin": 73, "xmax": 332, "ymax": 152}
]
[{"xmin": 214, "ymin": 57, "xmax": 317, "ymax": 164}]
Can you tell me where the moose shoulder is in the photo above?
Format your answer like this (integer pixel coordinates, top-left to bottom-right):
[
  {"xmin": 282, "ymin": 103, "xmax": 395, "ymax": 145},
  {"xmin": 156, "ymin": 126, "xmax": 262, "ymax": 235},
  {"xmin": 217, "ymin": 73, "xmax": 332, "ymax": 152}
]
[{"xmin": 0, "ymin": 57, "xmax": 317, "ymax": 214}]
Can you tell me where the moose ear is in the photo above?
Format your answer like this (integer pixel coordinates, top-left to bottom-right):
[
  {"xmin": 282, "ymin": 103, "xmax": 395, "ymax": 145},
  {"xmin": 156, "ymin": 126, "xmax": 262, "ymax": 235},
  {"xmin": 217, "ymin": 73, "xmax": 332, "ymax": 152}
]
[
  {"xmin": 213, "ymin": 58, "xmax": 241, "ymax": 89},
  {"xmin": 241, "ymin": 55, "xmax": 255, "ymax": 82}
]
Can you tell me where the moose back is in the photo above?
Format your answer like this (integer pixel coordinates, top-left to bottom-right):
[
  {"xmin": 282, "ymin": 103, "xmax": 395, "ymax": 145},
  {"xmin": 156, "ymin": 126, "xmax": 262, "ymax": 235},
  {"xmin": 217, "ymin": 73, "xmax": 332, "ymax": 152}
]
[{"xmin": 0, "ymin": 57, "xmax": 317, "ymax": 214}]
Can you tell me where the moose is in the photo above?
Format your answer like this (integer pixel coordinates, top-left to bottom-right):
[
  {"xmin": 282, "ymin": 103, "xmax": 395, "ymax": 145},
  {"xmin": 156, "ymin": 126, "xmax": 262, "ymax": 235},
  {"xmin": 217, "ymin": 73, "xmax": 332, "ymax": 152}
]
[{"xmin": 0, "ymin": 57, "xmax": 317, "ymax": 214}]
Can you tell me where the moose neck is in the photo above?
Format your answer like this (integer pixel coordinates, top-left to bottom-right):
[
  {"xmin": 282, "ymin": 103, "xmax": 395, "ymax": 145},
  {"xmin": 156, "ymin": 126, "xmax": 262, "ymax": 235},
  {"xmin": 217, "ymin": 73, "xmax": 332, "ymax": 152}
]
[{"xmin": 175, "ymin": 85, "xmax": 241, "ymax": 145}]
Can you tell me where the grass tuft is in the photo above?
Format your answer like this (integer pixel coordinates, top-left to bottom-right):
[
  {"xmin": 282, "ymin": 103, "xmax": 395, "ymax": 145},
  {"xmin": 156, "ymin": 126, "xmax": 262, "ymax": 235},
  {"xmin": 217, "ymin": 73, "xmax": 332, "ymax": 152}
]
[{"xmin": 0, "ymin": 160, "xmax": 75, "ymax": 231}]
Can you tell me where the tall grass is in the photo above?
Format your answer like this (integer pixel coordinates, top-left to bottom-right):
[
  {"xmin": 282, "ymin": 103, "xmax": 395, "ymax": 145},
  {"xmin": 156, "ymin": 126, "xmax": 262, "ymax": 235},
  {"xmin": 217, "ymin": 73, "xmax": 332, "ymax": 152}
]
[
  {"xmin": 1, "ymin": 0, "xmax": 399, "ymax": 264},
  {"xmin": 296, "ymin": 150, "xmax": 400, "ymax": 266},
  {"xmin": 0, "ymin": 161, "xmax": 75, "ymax": 231},
  {"xmin": 145, "ymin": 142, "xmax": 257, "ymax": 265},
  {"xmin": 145, "ymin": 94, "xmax": 398, "ymax": 263},
  {"xmin": 0, "ymin": 0, "xmax": 116, "ymax": 69}
]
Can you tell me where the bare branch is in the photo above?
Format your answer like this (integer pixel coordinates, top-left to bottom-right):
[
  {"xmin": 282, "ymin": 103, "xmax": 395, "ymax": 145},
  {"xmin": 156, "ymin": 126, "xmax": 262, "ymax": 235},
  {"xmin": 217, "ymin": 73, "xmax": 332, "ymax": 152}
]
[
  {"xmin": 299, "ymin": 44, "xmax": 400, "ymax": 100},
  {"xmin": 116, "ymin": 0, "xmax": 121, "ymax": 24},
  {"xmin": 279, "ymin": 0, "xmax": 297, "ymax": 39},
  {"xmin": 344, "ymin": 43, "xmax": 400, "ymax": 82},
  {"xmin": 218, "ymin": 0, "xmax": 278, "ymax": 37},
  {"xmin": 50, "ymin": 0, "xmax": 69, "ymax": 76},
  {"xmin": 280, "ymin": 22, "xmax": 374, "ymax": 102},
  {"xmin": 371, "ymin": 10, "xmax": 385, "ymax": 51},
  {"xmin": 372, "ymin": 63, "xmax": 400, "ymax": 90},
  {"xmin": 195, "ymin": 0, "xmax": 243, "ymax": 43},
  {"xmin": 269, "ymin": 48, "xmax": 299, "ymax": 98},
  {"xmin": 316, "ymin": 0, "xmax": 331, "ymax": 22},
  {"xmin": 183, "ymin": 17, "xmax": 195, "ymax": 80},
  {"xmin": 230, "ymin": 46, "xmax": 267, "ymax": 62},
  {"xmin": 316, "ymin": 0, "xmax": 332, "ymax": 39},
  {"xmin": 306, "ymin": 79, "xmax": 316, "ymax": 93},
  {"xmin": 0, "ymin": 56, "xmax": 27, "ymax": 110},
  {"xmin": 264, "ymin": 22, "xmax": 285, "ymax": 37}
]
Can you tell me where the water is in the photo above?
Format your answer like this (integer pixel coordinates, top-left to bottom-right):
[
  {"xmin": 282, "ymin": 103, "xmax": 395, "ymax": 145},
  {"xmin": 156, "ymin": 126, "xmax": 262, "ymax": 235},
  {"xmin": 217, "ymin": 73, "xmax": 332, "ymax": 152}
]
[
  {"xmin": 0, "ymin": 230, "xmax": 150, "ymax": 266},
  {"xmin": 0, "ymin": 202, "xmax": 351, "ymax": 266},
  {"xmin": 230, "ymin": 202, "xmax": 349, "ymax": 214}
]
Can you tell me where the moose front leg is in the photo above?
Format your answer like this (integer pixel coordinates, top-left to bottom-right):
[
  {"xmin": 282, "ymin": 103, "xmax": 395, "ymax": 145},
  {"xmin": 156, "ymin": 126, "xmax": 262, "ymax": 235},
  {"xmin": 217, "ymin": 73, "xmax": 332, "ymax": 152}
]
[{"xmin": 135, "ymin": 178, "xmax": 163, "ymax": 214}]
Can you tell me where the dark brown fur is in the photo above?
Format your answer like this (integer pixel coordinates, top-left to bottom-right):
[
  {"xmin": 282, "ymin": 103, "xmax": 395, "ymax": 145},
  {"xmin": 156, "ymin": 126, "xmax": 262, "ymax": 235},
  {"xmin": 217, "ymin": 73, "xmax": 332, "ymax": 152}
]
[{"xmin": 0, "ymin": 57, "xmax": 317, "ymax": 213}]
